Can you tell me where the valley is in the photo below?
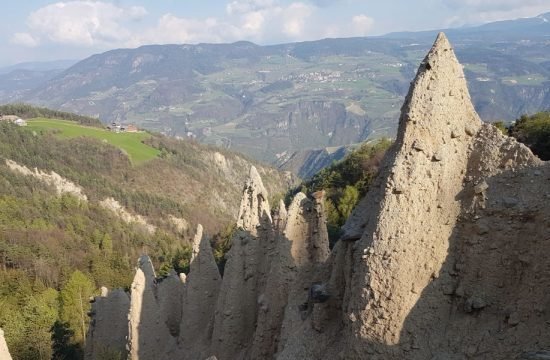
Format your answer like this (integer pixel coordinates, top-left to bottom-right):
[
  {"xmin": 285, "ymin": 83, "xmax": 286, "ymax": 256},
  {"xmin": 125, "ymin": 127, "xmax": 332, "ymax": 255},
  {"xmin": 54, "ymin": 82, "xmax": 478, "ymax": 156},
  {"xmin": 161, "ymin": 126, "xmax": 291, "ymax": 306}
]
[{"xmin": 1, "ymin": 13, "xmax": 548, "ymax": 170}]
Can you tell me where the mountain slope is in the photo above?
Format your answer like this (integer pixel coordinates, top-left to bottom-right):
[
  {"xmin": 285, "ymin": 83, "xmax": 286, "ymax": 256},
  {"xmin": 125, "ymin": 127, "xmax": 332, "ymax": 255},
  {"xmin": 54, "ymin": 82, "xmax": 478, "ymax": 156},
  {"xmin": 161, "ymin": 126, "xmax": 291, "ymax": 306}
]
[
  {"xmin": 4, "ymin": 13, "xmax": 550, "ymax": 167},
  {"xmin": 0, "ymin": 113, "xmax": 290, "ymax": 359}
]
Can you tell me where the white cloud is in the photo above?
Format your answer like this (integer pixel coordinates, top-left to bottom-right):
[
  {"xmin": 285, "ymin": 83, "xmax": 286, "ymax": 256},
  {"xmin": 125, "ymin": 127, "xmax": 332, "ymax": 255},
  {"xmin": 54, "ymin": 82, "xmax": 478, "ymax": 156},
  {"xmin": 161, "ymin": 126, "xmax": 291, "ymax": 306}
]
[
  {"xmin": 281, "ymin": 3, "xmax": 314, "ymax": 37},
  {"xmin": 442, "ymin": 0, "xmax": 550, "ymax": 26},
  {"xmin": 12, "ymin": 0, "xmax": 370, "ymax": 50},
  {"xmin": 352, "ymin": 14, "xmax": 374, "ymax": 36},
  {"xmin": 24, "ymin": 1, "xmax": 133, "ymax": 46},
  {"xmin": 242, "ymin": 11, "xmax": 266, "ymax": 33},
  {"xmin": 10, "ymin": 32, "xmax": 39, "ymax": 47},
  {"xmin": 128, "ymin": 6, "xmax": 148, "ymax": 20},
  {"xmin": 444, "ymin": 0, "xmax": 547, "ymax": 12},
  {"xmin": 129, "ymin": 1, "xmax": 316, "ymax": 46},
  {"xmin": 226, "ymin": 0, "xmax": 276, "ymax": 15},
  {"xmin": 130, "ymin": 14, "xmax": 238, "ymax": 46}
]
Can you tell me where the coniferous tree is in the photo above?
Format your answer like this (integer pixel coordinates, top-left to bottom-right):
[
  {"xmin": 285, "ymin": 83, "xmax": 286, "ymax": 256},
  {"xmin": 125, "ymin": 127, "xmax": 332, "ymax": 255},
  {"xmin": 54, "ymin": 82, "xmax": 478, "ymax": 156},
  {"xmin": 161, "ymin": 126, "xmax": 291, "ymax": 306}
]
[{"xmin": 59, "ymin": 271, "xmax": 94, "ymax": 346}]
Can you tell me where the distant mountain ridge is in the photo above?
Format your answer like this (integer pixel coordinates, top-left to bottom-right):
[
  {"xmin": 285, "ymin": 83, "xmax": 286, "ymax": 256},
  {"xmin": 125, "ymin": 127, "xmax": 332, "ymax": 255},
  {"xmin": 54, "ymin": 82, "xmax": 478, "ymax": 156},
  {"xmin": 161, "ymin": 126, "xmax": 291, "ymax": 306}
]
[
  {"xmin": 1, "ymin": 13, "xmax": 549, "ymax": 169},
  {"xmin": 0, "ymin": 59, "xmax": 79, "ymax": 74},
  {"xmin": 384, "ymin": 11, "xmax": 550, "ymax": 40}
]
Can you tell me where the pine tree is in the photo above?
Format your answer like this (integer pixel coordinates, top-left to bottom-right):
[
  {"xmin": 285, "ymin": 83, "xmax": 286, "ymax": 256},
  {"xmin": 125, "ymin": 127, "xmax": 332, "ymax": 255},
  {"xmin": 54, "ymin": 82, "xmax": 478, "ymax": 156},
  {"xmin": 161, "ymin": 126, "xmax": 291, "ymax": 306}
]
[
  {"xmin": 100, "ymin": 233, "xmax": 113, "ymax": 256},
  {"xmin": 338, "ymin": 185, "xmax": 359, "ymax": 221},
  {"xmin": 59, "ymin": 271, "xmax": 94, "ymax": 345}
]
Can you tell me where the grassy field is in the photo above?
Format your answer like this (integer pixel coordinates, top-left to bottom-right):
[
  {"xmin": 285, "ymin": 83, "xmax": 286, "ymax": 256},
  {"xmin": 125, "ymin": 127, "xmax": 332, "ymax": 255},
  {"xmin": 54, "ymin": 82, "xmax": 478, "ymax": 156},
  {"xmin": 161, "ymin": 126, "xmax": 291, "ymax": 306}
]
[{"xmin": 27, "ymin": 118, "xmax": 160, "ymax": 164}]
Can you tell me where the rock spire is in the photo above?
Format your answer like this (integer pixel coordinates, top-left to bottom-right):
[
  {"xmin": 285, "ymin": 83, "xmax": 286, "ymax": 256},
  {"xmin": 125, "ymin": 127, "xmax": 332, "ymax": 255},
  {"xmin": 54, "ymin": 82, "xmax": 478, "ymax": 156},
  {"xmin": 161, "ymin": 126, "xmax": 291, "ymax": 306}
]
[
  {"xmin": 127, "ymin": 256, "xmax": 176, "ymax": 360},
  {"xmin": 179, "ymin": 224, "xmax": 221, "ymax": 358},
  {"xmin": 85, "ymin": 33, "xmax": 549, "ymax": 359}
]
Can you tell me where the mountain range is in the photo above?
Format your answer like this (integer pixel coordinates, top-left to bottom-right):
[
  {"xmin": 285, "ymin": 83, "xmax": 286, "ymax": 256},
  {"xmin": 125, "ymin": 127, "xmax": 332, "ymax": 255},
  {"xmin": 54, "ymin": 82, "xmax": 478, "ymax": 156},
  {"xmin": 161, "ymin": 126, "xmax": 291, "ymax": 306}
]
[{"xmin": 1, "ymin": 13, "xmax": 549, "ymax": 173}]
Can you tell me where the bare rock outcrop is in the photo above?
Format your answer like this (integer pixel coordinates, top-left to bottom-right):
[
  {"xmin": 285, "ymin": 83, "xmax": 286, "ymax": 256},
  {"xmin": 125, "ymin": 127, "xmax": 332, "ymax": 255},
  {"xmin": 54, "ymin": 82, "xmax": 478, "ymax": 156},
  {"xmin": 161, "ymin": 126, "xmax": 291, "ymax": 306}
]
[
  {"xmin": 5, "ymin": 159, "xmax": 87, "ymax": 201},
  {"xmin": 341, "ymin": 31, "xmax": 484, "ymax": 357},
  {"xmin": 236, "ymin": 165, "xmax": 272, "ymax": 234},
  {"xmin": 0, "ymin": 328, "xmax": 12, "ymax": 360},
  {"xmin": 211, "ymin": 165, "xmax": 274, "ymax": 359},
  {"xmin": 319, "ymin": 32, "xmax": 546, "ymax": 359},
  {"xmin": 99, "ymin": 197, "xmax": 156, "ymax": 234},
  {"xmin": 85, "ymin": 288, "xmax": 130, "ymax": 360},
  {"xmin": 85, "ymin": 33, "xmax": 549, "ymax": 360},
  {"xmin": 128, "ymin": 256, "xmax": 176, "ymax": 360},
  {"xmin": 179, "ymin": 224, "xmax": 221, "ymax": 359}
]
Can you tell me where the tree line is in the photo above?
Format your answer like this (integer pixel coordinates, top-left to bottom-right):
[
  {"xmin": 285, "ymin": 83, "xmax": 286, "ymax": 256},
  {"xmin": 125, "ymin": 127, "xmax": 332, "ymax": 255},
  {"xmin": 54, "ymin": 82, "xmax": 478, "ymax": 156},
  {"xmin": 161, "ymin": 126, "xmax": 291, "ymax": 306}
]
[{"xmin": 0, "ymin": 103, "xmax": 103, "ymax": 127}]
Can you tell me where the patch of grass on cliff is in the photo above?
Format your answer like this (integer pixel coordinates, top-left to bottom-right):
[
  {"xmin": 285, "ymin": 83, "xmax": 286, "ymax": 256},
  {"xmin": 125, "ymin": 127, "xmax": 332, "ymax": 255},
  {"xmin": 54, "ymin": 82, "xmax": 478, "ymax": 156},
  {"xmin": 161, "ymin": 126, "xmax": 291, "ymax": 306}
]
[{"xmin": 27, "ymin": 118, "xmax": 160, "ymax": 164}]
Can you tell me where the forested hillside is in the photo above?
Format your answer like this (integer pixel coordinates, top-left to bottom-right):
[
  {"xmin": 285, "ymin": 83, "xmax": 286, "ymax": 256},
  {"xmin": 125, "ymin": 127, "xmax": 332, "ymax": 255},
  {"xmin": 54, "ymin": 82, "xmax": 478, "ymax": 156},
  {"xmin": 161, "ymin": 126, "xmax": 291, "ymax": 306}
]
[
  {"xmin": 508, "ymin": 111, "xmax": 550, "ymax": 160},
  {"xmin": 291, "ymin": 139, "xmax": 391, "ymax": 244},
  {"xmin": 0, "ymin": 114, "xmax": 289, "ymax": 359},
  {"xmin": 0, "ymin": 103, "xmax": 102, "ymax": 127}
]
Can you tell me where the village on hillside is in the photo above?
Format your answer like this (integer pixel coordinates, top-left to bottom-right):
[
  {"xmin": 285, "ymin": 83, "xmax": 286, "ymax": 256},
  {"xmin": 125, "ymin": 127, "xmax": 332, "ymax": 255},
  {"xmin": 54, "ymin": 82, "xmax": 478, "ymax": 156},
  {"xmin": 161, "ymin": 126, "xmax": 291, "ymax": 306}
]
[{"xmin": 107, "ymin": 122, "xmax": 140, "ymax": 133}]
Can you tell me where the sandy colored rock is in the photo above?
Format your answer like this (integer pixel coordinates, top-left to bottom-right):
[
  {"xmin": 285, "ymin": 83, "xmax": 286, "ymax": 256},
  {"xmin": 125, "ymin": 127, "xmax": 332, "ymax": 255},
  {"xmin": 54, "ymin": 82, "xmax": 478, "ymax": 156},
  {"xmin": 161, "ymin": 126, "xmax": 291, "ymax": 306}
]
[
  {"xmin": 128, "ymin": 256, "xmax": 176, "ymax": 360},
  {"xmin": 0, "ymin": 328, "xmax": 12, "ymax": 360},
  {"xmin": 179, "ymin": 224, "xmax": 221, "ymax": 359},
  {"xmin": 211, "ymin": 234, "xmax": 259, "ymax": 359},
  {"xmin": 157, "ymin": 270, "xmax": 183, "ymax": 337},
  {"xmin": 5, "ymin": 159, "xmax": 87, "ymax": 201},
  {"xmin": 212, "ymin": 167, "xmax": 274, "ymax": 359},
  {"xmin": 99, "ymin": 197, "xmax": 156, "ymax": 234},
  {"xmin": 248, "ymin": 198, "xmax": 295, "ymax": 359},
  {"xmin": 85, "ymin": 289, "xmax": 130, "ymax": 360},
  {"xmin": 277, "ymin": 192, "xmax": 330, "ymax": 355},
  {"xmin": 236, "ymin": 165, "xmax": 272, "ymax": 234},
  {"xmin": 84, "ymin": 33, "xmax": 550, "ymax": 360},
  {"xmin": 338, "ymin": 32, "xmax": 483, "ymax": 357},
  {"xmin": 277, "ymin": 199, "xmax": 288, "ymax": 230}
]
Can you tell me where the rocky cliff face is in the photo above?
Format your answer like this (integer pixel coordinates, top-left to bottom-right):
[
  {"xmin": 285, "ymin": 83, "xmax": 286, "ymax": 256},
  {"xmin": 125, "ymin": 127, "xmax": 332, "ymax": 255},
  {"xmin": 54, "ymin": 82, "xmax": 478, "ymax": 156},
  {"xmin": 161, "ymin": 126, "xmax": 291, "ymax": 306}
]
[{"xmin": 86, "ymin": 33, "xmax": 549, "ymax": 360}]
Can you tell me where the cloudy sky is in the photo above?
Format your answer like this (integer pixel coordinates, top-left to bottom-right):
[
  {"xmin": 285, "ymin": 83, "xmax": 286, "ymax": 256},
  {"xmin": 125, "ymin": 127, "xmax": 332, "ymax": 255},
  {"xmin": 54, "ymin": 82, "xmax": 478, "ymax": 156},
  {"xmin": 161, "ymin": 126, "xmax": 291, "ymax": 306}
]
[{"xmin": 1, "ymin": 0, "xmax": 549, "ymax": 66}]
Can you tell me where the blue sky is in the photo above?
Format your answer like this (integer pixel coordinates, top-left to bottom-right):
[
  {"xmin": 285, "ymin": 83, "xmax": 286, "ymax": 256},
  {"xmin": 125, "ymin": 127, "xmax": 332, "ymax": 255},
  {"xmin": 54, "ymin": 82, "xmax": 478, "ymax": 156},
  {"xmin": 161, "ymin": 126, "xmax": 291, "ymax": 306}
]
[{"xmin": 1, "ymin": 0, "xmax": 549, "ymax": 66}]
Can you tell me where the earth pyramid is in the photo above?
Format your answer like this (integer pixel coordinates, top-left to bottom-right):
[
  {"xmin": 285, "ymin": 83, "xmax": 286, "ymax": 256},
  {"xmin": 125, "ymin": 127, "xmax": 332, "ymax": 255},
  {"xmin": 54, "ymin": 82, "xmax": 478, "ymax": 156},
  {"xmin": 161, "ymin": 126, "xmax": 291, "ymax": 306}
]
[{"xmin": 85, "ymin": 32, "xmax": 549, "ymax": 360}]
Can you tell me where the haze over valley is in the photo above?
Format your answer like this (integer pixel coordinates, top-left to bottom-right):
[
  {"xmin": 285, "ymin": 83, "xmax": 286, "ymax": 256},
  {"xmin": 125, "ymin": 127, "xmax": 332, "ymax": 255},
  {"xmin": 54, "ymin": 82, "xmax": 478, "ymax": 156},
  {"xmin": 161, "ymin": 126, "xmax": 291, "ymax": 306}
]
[{"xmin": 1, "ymin": 11, "xmax": 549, "ymax": 176}]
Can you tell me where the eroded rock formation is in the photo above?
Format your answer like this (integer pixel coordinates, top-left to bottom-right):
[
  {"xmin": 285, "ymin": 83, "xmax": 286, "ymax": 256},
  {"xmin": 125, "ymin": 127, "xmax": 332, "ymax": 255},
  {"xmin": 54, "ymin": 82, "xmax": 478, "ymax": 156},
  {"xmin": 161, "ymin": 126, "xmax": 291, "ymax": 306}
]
[
  {"xmin": 85, "ymin": 288, "xmax": 130, "ymax": 359},
  {"xmin": 0, "ymin": 328, "xmax": 12, "ymax": 360},
  {"xmin": 179, "ymin": 224, "xmax": 221, "ymax": 359},
  {"xmin": 86, "ymin": 33, "xmax": 549, "ymax": 360}
]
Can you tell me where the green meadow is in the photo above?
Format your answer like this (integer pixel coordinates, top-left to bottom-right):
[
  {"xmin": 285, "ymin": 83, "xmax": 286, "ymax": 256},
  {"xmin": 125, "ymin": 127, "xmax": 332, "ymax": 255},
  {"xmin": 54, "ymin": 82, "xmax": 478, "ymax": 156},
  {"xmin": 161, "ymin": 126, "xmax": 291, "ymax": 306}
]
[{"xmin": 27, "ymin": 118, "xmax": 160, "ymax": 164}]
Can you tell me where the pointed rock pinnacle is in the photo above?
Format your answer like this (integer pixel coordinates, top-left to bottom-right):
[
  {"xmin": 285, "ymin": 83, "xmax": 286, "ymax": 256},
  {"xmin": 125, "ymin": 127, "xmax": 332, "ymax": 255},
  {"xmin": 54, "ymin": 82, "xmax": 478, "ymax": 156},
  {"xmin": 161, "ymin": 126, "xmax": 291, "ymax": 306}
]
[
  {"xmin": 179, "ymin": 224, "xmax": 221, "ymax": 356},
  {"xmin": 237, "ymin": 165, "xmax": 272, "ymax": 234},
  {"xmin": 191, "ymin": 223, "xmax": 204, "ymax": 262}
]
